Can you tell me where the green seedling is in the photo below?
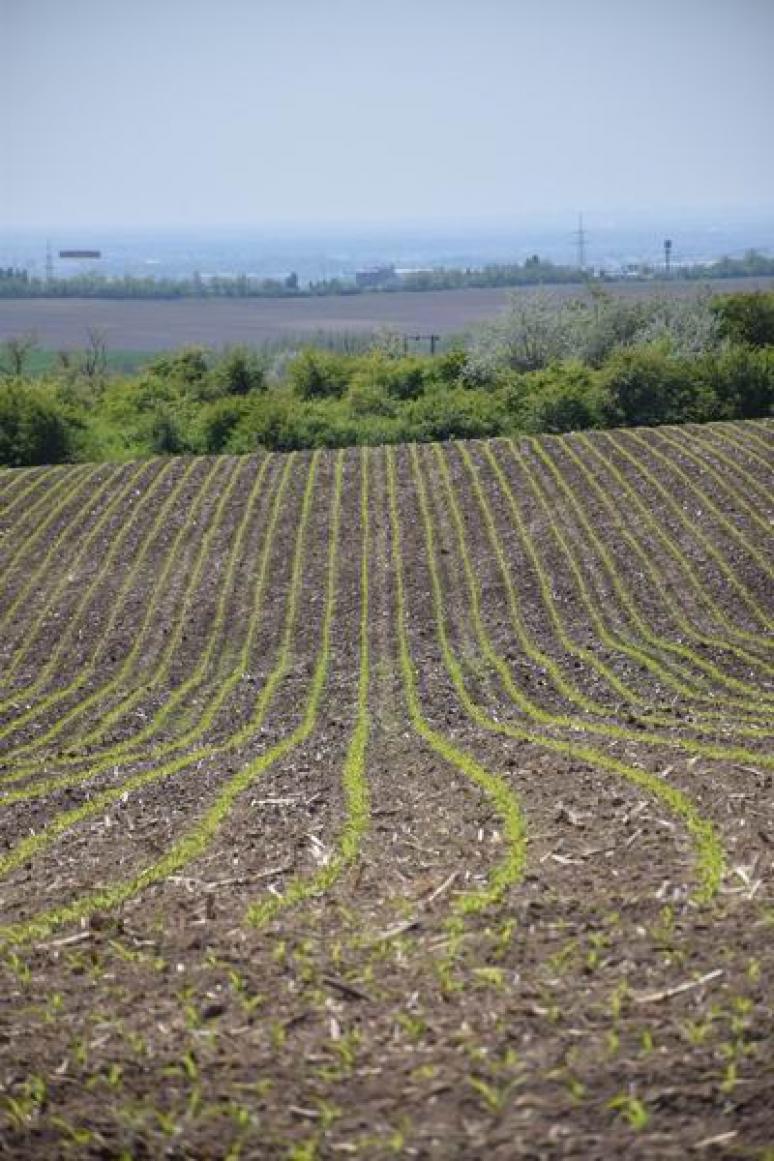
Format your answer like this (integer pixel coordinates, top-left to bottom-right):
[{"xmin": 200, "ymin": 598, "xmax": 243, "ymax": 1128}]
[
  {"xmin": 566, "ymin": 1075, "xmax": 586, "ymax": 1104},
  {"xmin": 397, "ymin": 1011, "xmax": 427, "ymax": 1042},
  {"xmin": 608, "ymin": 1093, "xmax": 649, "ymax": 1130},
  {"xmin": 2, "ymin": 950, "xmax": 32, "ymax": 986},
  {"xmin": 606, "ymin": 1029, "xmax": 620, "ymax": 1055},
  {"xmin": 287, "ymin": 1138, "xmax": 319, "ymax": 1161},
  {"xmin": 50, "ymin": 1116, "xmax": 94, "ymax": 1148},
  {"xmin": 468, "ymin": 1075, "xmax": 515, "ymax": 1114}
]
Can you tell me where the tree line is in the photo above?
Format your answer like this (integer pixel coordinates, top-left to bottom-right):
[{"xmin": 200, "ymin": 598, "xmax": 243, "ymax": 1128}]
[
  {"xmin": 1, "ymin": 250, "xmax": 773, "ymax": 300},
  {"xmin": 1, "ymin": 290, "xmax": 773, "ymax": 466}
]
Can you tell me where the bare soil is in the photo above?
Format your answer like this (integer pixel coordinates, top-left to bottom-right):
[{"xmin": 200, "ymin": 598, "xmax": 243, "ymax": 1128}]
[
  {"xmin": 0, "ymin": 422, "xmax": 772, "ymax": 1159},
  {"xmin": 2, "ymin": 277, "xmax": 774, "ymax": 351}
]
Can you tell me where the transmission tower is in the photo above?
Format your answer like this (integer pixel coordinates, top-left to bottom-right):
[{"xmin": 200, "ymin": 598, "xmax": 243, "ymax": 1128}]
[
  {"xmin": 575, "ymin": 213, "xmax": 588, "ymax": 273},
  {"xmin": 45, "ymin": 239, "xmax": 54, "ymax": 282}
]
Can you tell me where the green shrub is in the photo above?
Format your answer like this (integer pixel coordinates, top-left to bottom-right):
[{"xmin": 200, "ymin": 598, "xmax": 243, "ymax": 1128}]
[
  {"xmin": 347, "ymin": 378, "xmax": 396, "ymax": 418},
  {"xmin": 148, "ymin": 404, "xmax": 190, "ymax": 455},
  {"xmin": 147, "ymin": 346, "xmax": 211, "ymax": 385},
  {"xmin": 288, "ymin": 349, "xmax": 353, "ymax": 399},
  {"xmin": 695, "ymin": 345, "xmax": 774, "ymax": 419},
  {"xmin": 0, "ymin": 381, "xmax": 83, "ymax": 466},
  {"xmin": 212, "ymin": 346, "xmax": 266, "ymax": 396},
  {"xmin": 430, "ymin": 348, "xmax": 468, "ymax": 387},
  {"xmin": 346, "ymin": 353, "xmax": 427, "ymax": 416},
  {"xmin": 379, "ymin": 356, "xmax": 427, "ymax": 401},
  {"xmin": 712, "ymin": 291, "xmax": 774, "ymax": 348},
  {"xmin": 197, "ymin": 396, "xmax": 252, "ymax": 452},
  {"xmin": 519, "ymin": 363, "xmax": 603, "ymax": 433},
  {"xmin": 597, "ymin": 348, "xmax": 703, "ymax": 428},
  {"xmin": 407, "ymin": 387, "xmax": 506, "ymax": 442}
]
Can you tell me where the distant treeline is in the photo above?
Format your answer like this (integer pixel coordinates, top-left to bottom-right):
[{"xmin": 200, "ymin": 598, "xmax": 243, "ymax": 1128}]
[
  {"xmin": 1, "ymin": 249, "xmax": 774, "ymax": 300},
  {"xmin": 1, "ymin": 290, "xmax": 773, "ymax": 466}
]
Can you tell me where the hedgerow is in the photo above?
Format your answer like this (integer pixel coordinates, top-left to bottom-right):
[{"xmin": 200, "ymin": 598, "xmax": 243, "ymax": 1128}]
[{"xmin": 2, "ymin": 291, "xmax": 773, "ymax": 465}]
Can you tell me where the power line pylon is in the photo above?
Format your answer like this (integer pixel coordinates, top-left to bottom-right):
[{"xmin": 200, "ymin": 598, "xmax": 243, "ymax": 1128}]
[{"xmin": 575, "ymin": 212, "xmax": 587, "ymax": 273}]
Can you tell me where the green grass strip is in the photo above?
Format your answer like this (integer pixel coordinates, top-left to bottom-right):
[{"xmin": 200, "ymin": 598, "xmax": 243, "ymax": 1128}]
[
  {"xmin": 428, "ymin": 445, "xmax": 772, "ymax": 765},
  {"xmin": 387, "ymin": 447, "xmax": 527, "ymax": 917},
  {"xmin": 247, "ymin": 447, "xmax": 371, "ymax": 926},
  {"xmin": 0, "ymin": 453, "xmax": 342, "ymax": 946},
  {"xmin": 406, "ymin": 444, "xmax": 724, "ymax": 903}
]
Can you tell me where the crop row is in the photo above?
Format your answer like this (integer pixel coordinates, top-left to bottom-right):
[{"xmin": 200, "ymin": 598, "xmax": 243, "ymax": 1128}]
[{"xmin": 0, "ymin": 421, "xmax": 771, "ymax": 948}]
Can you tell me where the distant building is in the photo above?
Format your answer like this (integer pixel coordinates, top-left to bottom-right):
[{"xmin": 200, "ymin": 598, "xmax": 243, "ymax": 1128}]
[
  {"xmin": 355, "ymin": 265, "xmax": 396, "ymax": 289},
  {"xmin": 59, "ymin": 250, "xmax": 101, "ymax": 259}
]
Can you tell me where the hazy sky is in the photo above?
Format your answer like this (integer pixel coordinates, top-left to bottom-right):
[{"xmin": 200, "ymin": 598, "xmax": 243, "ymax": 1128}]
[{"xmin": 3, "ymin": 0, "xmax": 773, "ymax": 229}]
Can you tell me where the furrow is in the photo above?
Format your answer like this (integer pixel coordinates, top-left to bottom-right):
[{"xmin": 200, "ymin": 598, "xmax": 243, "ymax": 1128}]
[
  {"xmin": 684, "ymin": 424, "xmax": 774, "ymax": 514},
  {"xmin": 646, "ymin": 426, "xmax": 774, "ymax": 553},
  {"xmin": 462, "ymin": 443, "xmax": 770, "ymax": 740},
  {"xmin": 421, "ymin": 444, "xmax": 772, "ymax": 766},
  {"xmin": 0, "ymin": 465, "xmax": 62, "ymax": 526},
  {"xmin": 247, "ymin": 447, "xmax": 371, "ymax": 926},
  {"xmin": 501, "ymin": 438, "xmax": 772, "ymax": 724},
  {"xmin": 562, "ymin": 432, "xmax": 774, "ymax": 678},
  {"xmin": 525, "ymin": 436, "xmax": 774, "ymax": 712},
  {"xmin": 0, "ymin": 451, "xmax": 341, "ymax": 944},
  {"xmin": 3, "ymin": 455, "xmax": 238, "ymax": 759},
  {"xmin": 0, "ymin": 461, "xmax": 152, "ymax": 671},
  {"xmin": 704, "ymin": 422, "xmax": 774, "ymax": 486},
  {"xmin": 0, "ymin": 458, "xmax": 196, "ymax": 742},
  {"xmin": 402, "ymin": 444, "xmax": 725, "ymax": 903},
  {"xmin": 0, "ymin": 457, "xmax": 179, "ymax": 698},
  {"xmin": 0, "ymin": 465, "xmax": 98, "ymax": 620},
  {"xmin": 0, "ymin": 453, "xmax": 307, "ymax": 805},
  {"xmin": 730, "ymin": 419, "xmax": 774, "ymax": 457},
  {"xmin": 619, "ymin": 429, "xmax": 773, "ymax": 625},
  {"xmin": 386, "ymin": 446, "xmax": 528, "ymax": 922}
]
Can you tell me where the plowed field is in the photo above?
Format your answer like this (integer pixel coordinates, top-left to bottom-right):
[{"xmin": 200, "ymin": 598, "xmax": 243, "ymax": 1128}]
[{"xmin": 0, "ymin": 421, "xmax": 772, "ymax": 1159}]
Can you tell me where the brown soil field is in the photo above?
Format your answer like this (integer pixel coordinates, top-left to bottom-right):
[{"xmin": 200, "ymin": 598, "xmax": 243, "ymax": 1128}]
[
  {"xmin": 2, "ymin": 277, "xmax": 774, "ymax": 351},
  {"xmin": 0, "ymin": 421, "xmax": 772, "ymax": 1159}
]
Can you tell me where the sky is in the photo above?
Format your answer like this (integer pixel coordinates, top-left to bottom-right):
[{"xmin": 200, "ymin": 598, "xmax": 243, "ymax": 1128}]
[{"xmin": 2, "ymin": 0, "xmax": 773, "ymax": 230}]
